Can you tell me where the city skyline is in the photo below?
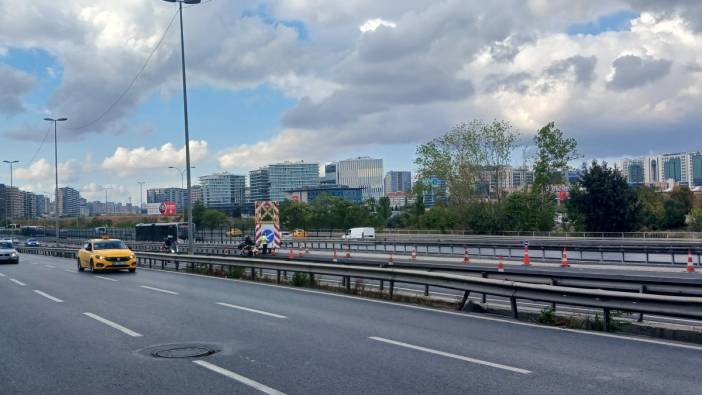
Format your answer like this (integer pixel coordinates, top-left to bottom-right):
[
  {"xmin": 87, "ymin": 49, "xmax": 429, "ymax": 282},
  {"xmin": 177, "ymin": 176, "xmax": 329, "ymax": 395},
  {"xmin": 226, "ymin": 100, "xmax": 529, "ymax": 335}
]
[{"xmin": 2, "ymin": 2, "xmax": 702, "ymax": 204}]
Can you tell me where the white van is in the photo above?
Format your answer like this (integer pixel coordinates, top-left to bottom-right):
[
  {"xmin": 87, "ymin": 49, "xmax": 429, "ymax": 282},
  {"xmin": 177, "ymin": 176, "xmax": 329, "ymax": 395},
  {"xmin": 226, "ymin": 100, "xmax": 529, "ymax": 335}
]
[{"xmin": 342, "ymin": 227, "xmax": 375, "ymax": 240}]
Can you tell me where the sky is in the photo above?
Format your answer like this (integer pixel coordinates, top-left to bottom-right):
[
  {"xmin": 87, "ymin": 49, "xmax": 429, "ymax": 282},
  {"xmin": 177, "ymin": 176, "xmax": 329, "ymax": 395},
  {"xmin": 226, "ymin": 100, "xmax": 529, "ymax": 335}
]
[{"xmin": 1, "ymin": 0, "xmax": 702, "ymax": 204}]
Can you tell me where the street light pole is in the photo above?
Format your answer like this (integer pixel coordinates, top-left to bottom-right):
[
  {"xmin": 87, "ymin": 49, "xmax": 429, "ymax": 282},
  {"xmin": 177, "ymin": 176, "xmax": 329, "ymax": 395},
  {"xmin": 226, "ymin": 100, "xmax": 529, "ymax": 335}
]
[
  {"xmin": 44, "ymin": 117, "xmax": 68, "ymax": 239},
  {"xmin": 103, "ymin": 186, "xmax": 113, "ymax": 215},
  {"xmin": 168, "ymin": 166, "xmax": 185, "ymax": 189},
  {"xmin": 2, "ymin": 160, "xmax": 18, "ymax": 221},
  {"xmin": 163, "ymin": 0, "xmax": 200, "ymax": 255}
]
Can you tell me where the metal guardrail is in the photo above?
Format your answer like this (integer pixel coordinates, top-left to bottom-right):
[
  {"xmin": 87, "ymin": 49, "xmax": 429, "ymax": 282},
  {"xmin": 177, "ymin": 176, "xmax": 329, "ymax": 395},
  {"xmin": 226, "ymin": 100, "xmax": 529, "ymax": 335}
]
[{"xmin": 17, "ymin": 246, "xmax": 702, "ymax": 331}]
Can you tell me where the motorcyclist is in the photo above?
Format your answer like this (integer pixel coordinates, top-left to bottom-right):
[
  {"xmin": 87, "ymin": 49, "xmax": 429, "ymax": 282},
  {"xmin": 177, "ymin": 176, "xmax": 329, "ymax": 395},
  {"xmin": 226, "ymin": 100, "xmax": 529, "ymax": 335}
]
[
  {"xmin": 238, "ymin": 236, "xmax": 255, "ymax": 256},
  {"xmin": 163, "ymin": 235, "xmax": 175, "ymax": 253}
]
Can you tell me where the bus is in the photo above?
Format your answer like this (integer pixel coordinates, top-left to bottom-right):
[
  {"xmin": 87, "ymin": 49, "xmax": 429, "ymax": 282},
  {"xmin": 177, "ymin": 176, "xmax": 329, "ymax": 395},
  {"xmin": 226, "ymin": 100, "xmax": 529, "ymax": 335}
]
[{"xmin": 135, "ymin": 222, "xmax": 192, "ymax": 242}]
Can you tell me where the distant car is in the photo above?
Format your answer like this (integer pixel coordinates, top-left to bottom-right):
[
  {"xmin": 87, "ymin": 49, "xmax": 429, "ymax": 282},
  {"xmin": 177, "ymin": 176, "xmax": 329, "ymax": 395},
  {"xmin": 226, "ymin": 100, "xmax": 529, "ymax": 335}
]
[
  {"xmin": 293, "ymin": 229, "xmax": 308, "ymax": 238},
  {"xmin": 24, "ymin": 239, "xmax": 40, "ymax": 247},
  {"xmin": 280, "ymin": 231, "xmax": 292, "ymax": 241},
  {"xmin": 0, "ymin": 240, "xmax": 19, "ymax": 264},
  {"xmin": 76, "ymin": 239, "xmax": 137, "ymax": 273},
  {"xmin": 342, "ymin": 227, "xmax": 376, "ymax": 240},
  {"xmin": 226, "ymin": 228, "xmax": 243, "ymax": 237}
]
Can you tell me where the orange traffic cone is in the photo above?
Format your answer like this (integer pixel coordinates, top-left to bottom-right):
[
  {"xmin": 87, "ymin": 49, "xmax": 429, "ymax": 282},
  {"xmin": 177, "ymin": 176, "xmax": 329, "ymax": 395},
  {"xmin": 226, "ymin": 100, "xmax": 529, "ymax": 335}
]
[
  {"xmin": 288, "ymin": 248, "xmax": 294, "ymax": 260},
  {"xmin": 560, "ymin": 247, "xmax": 569, "ymax": 268},
  {"xmin": 332, "ymin": 249, "xmax": 338, "ymax": 263},
  {"xmin": 497, "ymin": 256, "xmax": 504, "ymax": 272},
  {"xmin": 523, "ymin": 245, "xmax": 530, "ymax": 266},
  {"xmin": 298, "ymin": 247, "xmax": 303, "ymax": 257},
  {"xmin": 687, "ymin": 249, "xmax": 695, "ymax": 273},
  {"xmin": 304, "ymin": 243, "xmax": 309, "ymax": 254},
  {"xmin": 388, "ymin": 252, "xmax": 394, "ymax": 266},
  {"xmin": 464, "ymin": 248, "xmax": 470, "ymax": 264},
  {"xmin": 411, "ymin": 247, "xmax": 417, "ymax": 261},
  {"xmin": 345, "ymin": 244, "xmax": 351, "ymax": 258},
  {"xmin": 270, "ymin": 248, "xmax": 276, "ymax": 257}
]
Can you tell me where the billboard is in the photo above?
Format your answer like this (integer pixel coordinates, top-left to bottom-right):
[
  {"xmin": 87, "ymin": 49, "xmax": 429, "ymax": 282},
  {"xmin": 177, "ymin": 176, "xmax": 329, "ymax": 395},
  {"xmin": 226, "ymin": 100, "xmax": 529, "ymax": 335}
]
[{"xmin": 146, "ymin": 202, "xmax": 177, "ymax": 216}]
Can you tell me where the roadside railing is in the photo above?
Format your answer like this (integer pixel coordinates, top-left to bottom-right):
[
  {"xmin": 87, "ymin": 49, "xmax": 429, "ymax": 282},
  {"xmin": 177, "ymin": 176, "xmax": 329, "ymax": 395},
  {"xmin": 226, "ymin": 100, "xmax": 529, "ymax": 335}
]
[{"xmin": 17, "ymin": 246, "xmax": 702, "ymax": 331}]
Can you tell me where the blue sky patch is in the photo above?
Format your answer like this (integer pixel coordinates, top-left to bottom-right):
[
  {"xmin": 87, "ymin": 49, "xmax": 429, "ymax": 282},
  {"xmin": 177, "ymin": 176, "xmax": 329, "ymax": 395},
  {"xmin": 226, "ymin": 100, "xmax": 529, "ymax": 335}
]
[
  {"xmin": 241, "ymin": 5, "xmax": 309, "ymax": 40},
  {"xmin": 567, "ymin": 10, "xmax": 639, "ymax": 36}
]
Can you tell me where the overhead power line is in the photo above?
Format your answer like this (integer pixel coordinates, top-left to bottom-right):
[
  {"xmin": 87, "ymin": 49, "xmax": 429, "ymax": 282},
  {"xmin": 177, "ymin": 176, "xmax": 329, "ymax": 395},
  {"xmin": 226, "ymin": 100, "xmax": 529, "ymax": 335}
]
[{"xmin": 63, "ymin": 9, "xmax": 179, "ymax": 131}]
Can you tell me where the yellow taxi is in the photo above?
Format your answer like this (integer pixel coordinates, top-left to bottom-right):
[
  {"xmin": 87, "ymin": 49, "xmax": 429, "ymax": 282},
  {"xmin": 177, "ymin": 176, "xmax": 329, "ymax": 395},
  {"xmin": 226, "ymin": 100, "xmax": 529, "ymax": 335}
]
[
  {"xmin": 292, "ymin": 229, "xmax": 308, "ymax": 238},
  {"xmin": 77, "ymin": 238, "xmax": 137, "ymax": 273}
]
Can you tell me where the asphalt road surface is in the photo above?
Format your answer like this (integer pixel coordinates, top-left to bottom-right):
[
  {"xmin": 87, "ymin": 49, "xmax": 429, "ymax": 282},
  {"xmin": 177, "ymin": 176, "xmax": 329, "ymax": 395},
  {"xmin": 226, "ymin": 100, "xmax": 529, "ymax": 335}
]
[{"xmin": 1, "ymin": 253, "xmax": 701, "ymax": 394}]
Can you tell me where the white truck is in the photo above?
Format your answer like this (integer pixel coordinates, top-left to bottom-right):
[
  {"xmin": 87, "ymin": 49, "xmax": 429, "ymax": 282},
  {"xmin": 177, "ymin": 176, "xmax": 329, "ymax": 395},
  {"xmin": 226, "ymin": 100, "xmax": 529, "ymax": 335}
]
[{"xmin": 342, "ymin": 227, "xmax": 376, "ymax": 240}]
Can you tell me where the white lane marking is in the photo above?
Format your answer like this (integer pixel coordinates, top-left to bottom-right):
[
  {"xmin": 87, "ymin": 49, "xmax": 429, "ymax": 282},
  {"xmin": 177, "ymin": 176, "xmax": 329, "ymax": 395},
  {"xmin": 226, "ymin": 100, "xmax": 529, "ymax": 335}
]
[
  {"xmin": 139, "ymin": 285, "xmax": 178, "ymax": 295},
  {"xmin": 94, "ymin": 275, "xmax": 118, "ymax": 282},
  {"xmin": 31, "ymin": 262, "xmax": 39, "ymax": 265},
  {"xmin": 64, "ymin": 269, "xmax": 77, "ymax": 273},
  {"xmin": 9, "ymin": 278, "xmax": 26, "ymax": 286},
  {"xmin": 83, "ymin": 313, "xmax": 142, "ymax": 337},
  {"xmin": 216, "ymin": 302, "xmax": 287, "ymax": 319},
  {"xmin": 370, "ymin": 336, "xmax": 532, "ymax": 374},
  {"xmin": 34, "ymin": 290, "xmax": 63, "ymax": 303},
  {"xmin": 193, "ymin": 360, "xmax": 286, "ymax": 395},
  {"xmin": 44, "ymin": 264, "xmax": 56, "ymax": 268},
  {"xmin": 139, "ymin": 267, "xmax": 702, "ymax": 352},
  {"xmin": 0, "ymin": 273, "xmax": 5, "ymax": 277}
]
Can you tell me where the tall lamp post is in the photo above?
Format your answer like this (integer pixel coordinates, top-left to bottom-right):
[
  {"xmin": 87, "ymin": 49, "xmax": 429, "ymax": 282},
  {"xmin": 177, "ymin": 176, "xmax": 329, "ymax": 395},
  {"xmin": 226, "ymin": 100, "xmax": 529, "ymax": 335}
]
[
  {"xmin": 2, "ymin": 160, "xmax": 18, "ymax": 221},
  {"xmin": 44, "ymin": 117, "xmax": 68, "ymax": 239},
  {"xmin": 103, "ymin": 186, "xmax": 113, "ymax": 215},
  {"xmin": 168, "ymin": 166, "xmax": 185, "ymax": 189},
  {"xmin": 163, "ymin": 0, "xmax": 200, "ymax": 255}
]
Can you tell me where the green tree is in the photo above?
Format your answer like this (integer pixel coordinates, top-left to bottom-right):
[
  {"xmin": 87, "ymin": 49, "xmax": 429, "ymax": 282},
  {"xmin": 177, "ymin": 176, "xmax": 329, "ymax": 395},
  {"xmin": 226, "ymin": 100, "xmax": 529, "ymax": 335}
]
[
  {"xmin": 376, "ymin": 197, "xmax": 392, "ymax": 227},
  {"xmin": 200, "ymin": 209, "xmax": 228, "ymax": 229},
  {"xmin": 567, "ymin": 161, "xmax": 640, "ymax": 232},
  {"xmin": 664, "ymin": 187, "xmax": 694, "ymax": 229},
  {"xmin": 635, "ymin": 186, "xmax": 665, "ymax": 230},
  {"xmin": 280, "ymin": 200, "xmax": 310, "ymax": 229},
  {"xmin": 415, "ymin": 119, "xmax": 518, "ymax": 204},
  {"xmin": 688, "ymin": 207, "xmax": 702, "ymax": 232},
  {"xmin": 532, "ymin": 122, "xmax": 579, "ymax": 194},
  {"xmin": 504, "ymin": 191, "xmax": 555, "ymax": 231}
]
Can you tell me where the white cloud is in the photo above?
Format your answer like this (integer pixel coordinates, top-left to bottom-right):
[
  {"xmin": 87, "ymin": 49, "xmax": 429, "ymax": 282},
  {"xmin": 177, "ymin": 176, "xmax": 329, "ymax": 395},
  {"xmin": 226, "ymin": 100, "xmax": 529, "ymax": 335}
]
[
  {"xmin": 359, "ymin": 18, "xmax": 397, "ymax": 33},
  {"xmin": 14, "ymin": 159, "xmax": 51, "ymax": 181},
  {"xmin": 101, "ymin": 140, "xmax": 208, "ymax": 176}
]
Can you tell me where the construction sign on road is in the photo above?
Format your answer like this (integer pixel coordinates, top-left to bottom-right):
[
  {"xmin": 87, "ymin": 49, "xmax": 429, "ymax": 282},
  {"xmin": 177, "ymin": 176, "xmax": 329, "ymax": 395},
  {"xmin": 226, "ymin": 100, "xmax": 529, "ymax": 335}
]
[{"xmin": 255, "ymin": 201, "xmax": 281, "ymax": 249}]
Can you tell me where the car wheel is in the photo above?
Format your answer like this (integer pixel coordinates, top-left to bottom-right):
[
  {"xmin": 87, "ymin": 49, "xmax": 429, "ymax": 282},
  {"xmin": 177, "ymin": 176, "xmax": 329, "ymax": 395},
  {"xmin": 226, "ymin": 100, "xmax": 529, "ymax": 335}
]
[
  {"xmin": 128, "ymin": 268, "xmax": 136, "ymax": 273},
  {"xmin": 77, "ymin": 258, "xmax": 84, "ymax": 272}
]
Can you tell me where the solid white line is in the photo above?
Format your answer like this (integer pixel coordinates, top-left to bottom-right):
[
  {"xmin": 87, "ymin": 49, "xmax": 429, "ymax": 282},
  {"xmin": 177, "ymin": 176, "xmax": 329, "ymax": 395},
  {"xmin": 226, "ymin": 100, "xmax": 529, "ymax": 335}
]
[
  {"xmin": 94, "ymin": 275, "xmax": 118, "ymax": 282},
  {"xmin": 83, "ymin": 313, "xmax": 142, "ymax": 337},
  {"xmin": 34, "ymin": 290, "xmax": 63, "ymax": 303},
  {"xmin": 216, "ymin": 302, "xmax": 287, "ymax": 319},
  {"xmin": 139, "ymin": 267, "xmax": 702, "ymax": 352},
  {"xmin": 44, "ymin": 264, "xmax": 56, "ymax": 268},
  {"xmin": 0, "ymin": 273, "xmax": 5, "ymax": 277},
  {"xmin": 9, "ymin": 278, "xmax": 26, "ymax": 286},
  {"xmin": 64, "ymin": 269, "xmax": 77, "ymax": 273},
  {"xmin": 370, "ymin": 337, "xmax": 532, "ymax": 374},
  {"xmin": 139, "ymin": 285, "xmax": 178, "ymax": 295},
  {"xmin": 193, "ymin": 360, "xmax": 286, "ymax": 395}
]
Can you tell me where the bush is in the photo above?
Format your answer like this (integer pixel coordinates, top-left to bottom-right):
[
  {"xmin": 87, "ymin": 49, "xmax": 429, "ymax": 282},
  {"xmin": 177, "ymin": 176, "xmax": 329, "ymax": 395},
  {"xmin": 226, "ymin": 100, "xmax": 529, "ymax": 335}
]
[
  {"xmin": 538, "ymin": 307, "xmax": 556, "ymax": 324},
  {"xmin": 227, "ymin": 266, "xmax": 244, "ymax": 279},
  {"xmin": 290, "ymin": 272, "xmax": 310, "ymax": 287}
]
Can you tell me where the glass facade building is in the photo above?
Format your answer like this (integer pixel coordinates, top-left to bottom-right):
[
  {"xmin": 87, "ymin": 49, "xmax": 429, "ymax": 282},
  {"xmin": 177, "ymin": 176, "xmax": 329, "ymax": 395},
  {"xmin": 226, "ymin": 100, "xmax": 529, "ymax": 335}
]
[
  {"xmin": 384, "ymin": 171, "xmax": 412, "ymax": 194},
  {"xmin": 336, "ymin": 157, "xmax": 384, "ymax": 201},
  {"xmin": 199, "ymin": 173, "xmax": 246, "ymax": 215},
  {"xmin": 250, "ymin": 162, "xmax": 320, "ymax": 203}
]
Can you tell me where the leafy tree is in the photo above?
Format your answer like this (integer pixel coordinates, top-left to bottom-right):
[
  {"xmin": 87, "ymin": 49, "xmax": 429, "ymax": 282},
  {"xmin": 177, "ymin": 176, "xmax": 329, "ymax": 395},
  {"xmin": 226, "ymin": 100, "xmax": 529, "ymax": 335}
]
[
  {"xmin": 688, "ymin": 207, "xmax": 702, "ymax": 232},
  {"xmin": 280, "ymin": 200, "xmax": 309, "ymax": 229},
  {"xmin": 415, "ymin": 119, "xmax": 518, "ymax": 204},
  {"xmin": 664, "ymin": 187, "xmax": 694, "ymax": 229},
  {"xmin": 420, "ymin": 205, "xmax": 457, "ymax": 232},
  {"xmin": 567, "ymin": 161, "xmax": 640, "ymax": 232},
  {"xmin": 532, "ymin": 122, "xmax": 579, "ymax": 194},
  {"xmin": 376, "ymin": 197, "xmax": 392, "ymax": 226},
  {"xmin": 200, "ymin": 209, "xmax": 228, "ymax": 229},
  {"xmin": 635, "ymin": 186, "xmax": 665, "ymax": 230},
  {"xmin": 504, "ymin": 192, "xmax": 555, "ymax": 231}
]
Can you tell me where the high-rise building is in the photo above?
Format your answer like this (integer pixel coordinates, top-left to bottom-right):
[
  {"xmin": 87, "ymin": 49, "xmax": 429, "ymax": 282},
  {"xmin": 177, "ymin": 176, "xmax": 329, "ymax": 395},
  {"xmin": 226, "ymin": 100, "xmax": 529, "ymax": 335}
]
[
  {"xmin": 321, "ymin": 163, "xmax": 337, "ymax": 185},
  {"xmin": 147, "ymin": 188, "xmax": 187, "ymax": 213},
  {"xmin": 622, "ymin": 159, "xmax": 644, "ymax": 185},
  {"xmin": 6, "ymin": 186, "xmax": 23, "ymax": 219},
  {"xmin": 190, "ymin": 185, "xmax": 203, "ymax": 204},
  {"xmin": 640, "ymin": 152, "xmax": 702, "ymax": 188},
  {"xmin": 285, "ymin": 184, "xmax": 363, "ymax": 204},
  {"xmin": 384, "ymin": 171, "xmax": 412, "ymax": 194},
  {"xmin": 250, "ymin": 162, "xmax": 319, "ymax": 203},
  {"xmin": 199, "ymin": 173, "xmax": 246, "ymax": 215},
  {"xmin": 0, "ymin": 184, "xmax": 6, "ymax": 222},
  {"xmin": 336, "ymin": 157, "xmax": 384, "ymax": 201},
  {"xmin": 57, "ymin": 187, "xmax": 80, "ymax": 217},
  {"xmin": 512, "ymin": 167, "xmax": 534, "ymax": 190}
]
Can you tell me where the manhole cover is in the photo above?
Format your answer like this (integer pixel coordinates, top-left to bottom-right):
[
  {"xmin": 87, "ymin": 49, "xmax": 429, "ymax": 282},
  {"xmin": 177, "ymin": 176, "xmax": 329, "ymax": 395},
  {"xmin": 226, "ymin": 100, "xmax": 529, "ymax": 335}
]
[{"xmin": 152, "ymin": 346, "xmax": 218, "ymax": 359}]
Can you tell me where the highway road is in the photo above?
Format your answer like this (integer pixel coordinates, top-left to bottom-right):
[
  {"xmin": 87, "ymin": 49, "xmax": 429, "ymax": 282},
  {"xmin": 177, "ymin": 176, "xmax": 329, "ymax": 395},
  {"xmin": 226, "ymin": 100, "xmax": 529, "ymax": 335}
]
[{"xmin": 2, "ymin": 253, "xmax": 702, "ymax": 394}]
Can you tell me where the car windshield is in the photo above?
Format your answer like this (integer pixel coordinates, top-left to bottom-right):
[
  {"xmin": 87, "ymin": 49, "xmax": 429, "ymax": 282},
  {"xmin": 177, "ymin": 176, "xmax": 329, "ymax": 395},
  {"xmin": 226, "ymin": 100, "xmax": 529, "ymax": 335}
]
[
  {"xmin": 94, "ymin": 241, "xmax": 128, "ymax": 250},
  {"xmin": 0, "ymin": 242, "xmax": 13, "ymax": 249}
]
